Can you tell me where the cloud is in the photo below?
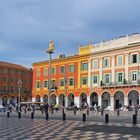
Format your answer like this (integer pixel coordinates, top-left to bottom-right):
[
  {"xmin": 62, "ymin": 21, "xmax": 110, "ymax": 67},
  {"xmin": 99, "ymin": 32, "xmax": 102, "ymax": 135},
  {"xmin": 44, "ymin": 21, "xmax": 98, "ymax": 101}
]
[{"xmin": 0, "ymin": 0, "xmax": 140, "ymax": 67}]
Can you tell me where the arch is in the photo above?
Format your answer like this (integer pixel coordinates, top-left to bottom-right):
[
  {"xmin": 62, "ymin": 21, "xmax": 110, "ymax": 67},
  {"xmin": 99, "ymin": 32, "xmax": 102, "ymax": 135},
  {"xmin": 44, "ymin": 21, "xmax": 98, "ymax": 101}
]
[
  {"xmin": 128, "ymin": 90, "xmax": 139, "ymax": 106},
  {"xmin": 68, "ymin": 93, "xmax": 74, "ymax": 107},
  {"xmin": 36, "ymin": 95, "xmax": 41, "ymax": 102},
  {"xmin": 90, "ymin": 92, "xmax": 98, "ymax": 106},
  {"xmin": 102, "ymin": 92, "xmax": 110, "ymax": 109},
  {"xmin": 114, "ymin": 91, "xmax": 124, "ymax": 109},
  {"xmin": 43, "ymin": 94, "xmax": 48, "ymax": 103},
  {"xmin": 80, "ymin": 92, "xmax": 87, "ymax": 106},
  {"xmin": 59, "ymin": 94, "xmax": 65, "ymax": 106},
  {"xmin": 10, "ymin": 96, "xmax": 15, "ymax": 105},
  {"xmin": 50, "ymin": 94, "xmax": 56, "ymax": 105},
  {"xmin": 2, "ymin": 96, "xmax": 7, "ymax": 106}
]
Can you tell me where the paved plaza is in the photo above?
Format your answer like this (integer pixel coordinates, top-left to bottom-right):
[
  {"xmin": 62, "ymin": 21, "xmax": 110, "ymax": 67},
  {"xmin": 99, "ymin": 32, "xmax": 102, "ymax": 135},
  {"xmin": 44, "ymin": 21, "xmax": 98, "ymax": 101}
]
[{"xmin": 0, "ymin": 110, "xmax": 140, "ymax": 140}]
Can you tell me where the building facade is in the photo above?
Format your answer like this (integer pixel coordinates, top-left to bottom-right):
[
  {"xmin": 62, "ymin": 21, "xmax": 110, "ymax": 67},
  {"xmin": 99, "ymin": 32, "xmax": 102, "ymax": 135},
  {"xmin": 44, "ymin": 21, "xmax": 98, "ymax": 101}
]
[
  {"xmin": 32, "ymin": 34, "xmax": 140, "ymax": 110},
  {"xmin": 0, "ymin": 61, "xmax": 32, "ymax": 106}
]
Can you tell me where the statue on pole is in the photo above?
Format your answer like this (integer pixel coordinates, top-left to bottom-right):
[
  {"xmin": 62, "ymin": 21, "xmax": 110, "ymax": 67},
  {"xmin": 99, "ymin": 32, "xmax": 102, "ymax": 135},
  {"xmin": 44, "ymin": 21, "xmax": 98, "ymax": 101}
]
[{"xmin": 47, "ymin": 40, "xmax": 54, "ymax": 53}]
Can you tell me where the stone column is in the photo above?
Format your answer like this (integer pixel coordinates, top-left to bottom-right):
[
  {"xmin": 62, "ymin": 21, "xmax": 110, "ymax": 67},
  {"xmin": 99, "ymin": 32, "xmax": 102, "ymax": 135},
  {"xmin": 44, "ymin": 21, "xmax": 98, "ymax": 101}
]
[
  {"xmin": 74, "ymin": 96, "xmax": 80, "ymax": 108},
  {"xmin": 56, "ymin": 96, "xmax": 59, "ymax": 105},
  {"xmin": 32, "ymin": 98, "xmax": 35, "ymax": 102},
  {"xmin": 98, "ymin": 95, "xmax": 102, "ymax": 107},
  {"xmin": 110, "ymin": 96, "xmax": 114, "ymax": 111},
  {"xmin": 87, "ymin": 96, "xmax": 90, "ymax": 106},
  {"xmin": 124, "ymin": 95, "xmax": 128, "ymax": 106},
  {"xmin": 65, "ymin": 96, "xmax": 68, "ymax": 108},
  {"xmin": 41, "ymin": 97, "xmax": 43, "ymax": 102}
]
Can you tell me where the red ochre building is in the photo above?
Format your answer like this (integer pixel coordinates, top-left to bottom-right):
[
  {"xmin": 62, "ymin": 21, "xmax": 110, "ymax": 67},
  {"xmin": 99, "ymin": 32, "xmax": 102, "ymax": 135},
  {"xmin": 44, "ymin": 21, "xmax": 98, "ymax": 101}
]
[
  {"xmin": 0, "ymin": 61, "xmax": 32, "ymax": 106},
  {"xmin": 32, "ymin": 34, "xmax": 140, "ymax": 111}
]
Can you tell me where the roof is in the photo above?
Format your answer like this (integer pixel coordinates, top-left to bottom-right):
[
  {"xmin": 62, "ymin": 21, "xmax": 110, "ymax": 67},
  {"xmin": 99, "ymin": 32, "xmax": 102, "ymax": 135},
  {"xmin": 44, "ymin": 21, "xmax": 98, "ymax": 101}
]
[{"xmin": 0, "ymin": 61, "xmax": 30, "ymax": 71}]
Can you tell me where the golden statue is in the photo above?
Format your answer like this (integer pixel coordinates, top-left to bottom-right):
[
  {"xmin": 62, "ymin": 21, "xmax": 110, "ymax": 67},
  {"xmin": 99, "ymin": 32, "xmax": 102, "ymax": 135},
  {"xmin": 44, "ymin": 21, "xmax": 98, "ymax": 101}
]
[{"xmin": 47, "ymin": 40, "xmax": 54, "ymax": 53}]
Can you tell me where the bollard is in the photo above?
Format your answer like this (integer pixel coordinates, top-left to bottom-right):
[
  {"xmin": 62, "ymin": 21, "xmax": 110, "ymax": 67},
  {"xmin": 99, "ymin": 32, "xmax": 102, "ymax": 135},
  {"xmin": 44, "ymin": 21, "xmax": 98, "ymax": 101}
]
[
  {"xmin": 105, "ymin": 114, "xmax": 109, "ymax": 123},
  {"xmin": 101, "ymin": 110, "xmax": 104, "ymax": 116},
  {"xmin": 83, "ymin": 113, "xmax": 86, "ymax": 122},
  {"xmin": 25, "ymin": 109, "xmax": 26, "ymax": 114},
  {"xmin": 133, "ymin": 115, "xmax": 137, "ymax": 125},
  {"xmin": 74, "ymin": 109, "xmax": 76, "ymax": 115},
  {"xmin": 18, "ymin": 112, "xmax": 21, "ymax": 118},
  {"xmin": 7, "ymin": 112, "xmax": 10, "ymax": 118},
  {"xmin": 117, "ymin": 110, "xmax": 120, "ymax": 116},
  {"xmin": 46, "ymin": 112, "xmax": 49, "ymax": 120},
  {"xmin": 51, "ymin": 109, "xmax": 53, "ymax": 114},
  {"xmin": 31, "ymin": 112, "xmax": 34, "ymax": 119},
  {"xmin": 63, "ymin": 113, "xmax": 66, "ymax": 121},
  {"xmin": 42, "ymin": 110, "xmax": 43, "ymax": 114}
]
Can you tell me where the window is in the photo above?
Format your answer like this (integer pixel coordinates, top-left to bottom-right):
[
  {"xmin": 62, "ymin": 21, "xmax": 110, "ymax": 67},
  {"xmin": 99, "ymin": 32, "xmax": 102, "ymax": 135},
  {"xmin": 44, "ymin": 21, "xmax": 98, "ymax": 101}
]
[
  {"xmin": 3, "ymin": 85, "xmax": 7, "ymax": 92},
  {"xmin": 132, "ymin": 72, "xmax": 137, "ymax": 81},
  {"xmin": 81, "ymin": 77, "xmax": 88, "ymax": 85},
  {"xmin": 117, "ymin": 56, "xmax": 123, "ymax": 66},
  {"xmin": 51, "ymin": 80, "xmax": 56, "ymax": 88},
  {"xmin": 117, "ymin": 73, "xmax": 123, "ymax": 82},
  {"xmin": 68, "ymin": 65, "xmax": 74, "ymax": 72},
  {"xmin": 60, "ymin": 79, "xmax": 65, "ymax": 86},
  {"xmin": 10, "ymin": 78, "xmax": 14, "ymax": 82},
  {"xmin": 24, "ymin": 79, "xmax": 28, "ymax": 84},
  {"xmin": 81, "ymin": 62, "xmax": 88, "ymax": 71},
  {"xmin": 103, "ymin": 58, "xmax": 110, "ymax": 68},
  {"xmin": 44, "ymin": 68, "xmax": 48, "ymax": 76},
  {"xmin": 69, "ymin": 78, "xmax": 74, "ymax": 86},
  {"xmin": 92, "ymin": 75, "xmax": 98, "ymax": 84},
  {"xmin": 92, "ymin": 60, "xmax": 98, "ymax": 69},
  {"xmin": 132, "ymin": 54, "xmax": 137, "ymax": 63},
  {"xmin": 60, "ymin": 66, "xmax": 65, "ymax": 74},
  {"xmin": 24, "ymin": 87, "xmax": 28, "ymax": 93},
  {"xmin": 104, "ymin": 74, "xmax": 110, "ymax": 83},
  {"xmin": 2, "ymin": 68, "xmax": 8, "ymax": 74},
  {"xmin": 11, "ymin": 86, "xmax": 14, "ymax": 93},
  {"xmin": 37, "ymin": 69, "xmax": 41, "ymax": 77},
  {"xmin": 51, "ymin": 68, "xmax": 56, "ymax": 75},
  {"xmin": 10, "ymin": 69, "xmax": 15, "ymax": 74},
  {"xmin": 2, "ymin": 77, "xmax": 7, "ymax": 82},
  {"xmin": 36, "ymin": 81, "xmax": 40, "ymax": 88},
  {"xmin": 44, "ymin": 81, "xmax": 48, "ymax": 88}
]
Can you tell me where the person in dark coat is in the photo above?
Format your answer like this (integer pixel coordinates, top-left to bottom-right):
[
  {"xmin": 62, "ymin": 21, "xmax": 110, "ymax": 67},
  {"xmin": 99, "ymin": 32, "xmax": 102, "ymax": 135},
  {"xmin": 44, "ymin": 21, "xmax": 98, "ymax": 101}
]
[{"xmin": 44, "ymin": 102, "xmax": 49, "ymax": 113}]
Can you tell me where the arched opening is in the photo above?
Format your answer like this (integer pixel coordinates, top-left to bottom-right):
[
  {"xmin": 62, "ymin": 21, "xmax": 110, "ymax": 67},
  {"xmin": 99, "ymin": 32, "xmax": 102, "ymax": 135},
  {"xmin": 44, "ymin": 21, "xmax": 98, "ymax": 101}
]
[
  {"xmin": 59, "ymin": 94, "xmax": 65, "ymax": 106},
  {"xmin": 36, "ymin": 95, "xmax": 41, "ymax": 102},
  {"xmin": 2, "ymin": 96, "xmax": 7, "ymax": 106},
  {"xmin": 80, "ymin": 93, "xmax": 87, "ymax": 106},
  {"xmin": 43, "ymin": 94, "xmax": 48, "ymax": 103},
  {"xmin": 128, "ymin": 90, "xmax": 139, "ymax": 106},
  {"xmin": 90, "ymin": 92, "xmax": 98, "ymax": 106},
  {"xmin": 102, "ymin": 92, "xmax": 110, "ymax": 109},
  {"xmin": 68, "ymin": 93, "xmax": 74, "ymax": 107},
  {"xmin": 114, "ymin": 91, "xmax": 124, "ymax": 109},
  {"xmin": 10, "ymin": 96, "xmax": 15, "ymax": 105},
  {"xmin": 51, "ymin": 94, "xmax": 56, "ymax": 105}
]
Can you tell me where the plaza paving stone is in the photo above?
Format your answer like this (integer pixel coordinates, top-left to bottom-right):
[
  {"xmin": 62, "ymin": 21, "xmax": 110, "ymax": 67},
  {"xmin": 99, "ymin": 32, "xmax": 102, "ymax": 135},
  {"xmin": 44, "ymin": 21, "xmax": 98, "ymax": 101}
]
[{"xmin": 0, "ymin": 111, "xmax": 140, "ymax": 139}]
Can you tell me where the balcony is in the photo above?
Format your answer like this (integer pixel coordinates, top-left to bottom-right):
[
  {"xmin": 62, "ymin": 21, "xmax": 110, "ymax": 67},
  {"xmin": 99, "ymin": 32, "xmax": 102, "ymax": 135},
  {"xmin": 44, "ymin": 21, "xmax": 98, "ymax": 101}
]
[{"xmin": 100, "ymin": 80, "xmax": 140, "ymax": 88}]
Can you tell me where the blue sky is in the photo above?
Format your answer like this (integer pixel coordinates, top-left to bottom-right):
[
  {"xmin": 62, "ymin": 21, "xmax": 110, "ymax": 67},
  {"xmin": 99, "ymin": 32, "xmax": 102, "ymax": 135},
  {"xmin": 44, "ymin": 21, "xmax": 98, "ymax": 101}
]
[{"xmin": 0, "ymin": 0, "xmax": 140, "ymax": 68}]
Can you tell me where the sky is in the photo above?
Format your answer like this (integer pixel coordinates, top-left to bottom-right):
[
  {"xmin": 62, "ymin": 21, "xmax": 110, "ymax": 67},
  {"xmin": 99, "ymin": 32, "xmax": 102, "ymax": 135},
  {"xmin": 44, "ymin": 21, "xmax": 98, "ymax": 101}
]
[{"xmin": 0, "ymin": 0, "xmax": 140, "ymax": 68}]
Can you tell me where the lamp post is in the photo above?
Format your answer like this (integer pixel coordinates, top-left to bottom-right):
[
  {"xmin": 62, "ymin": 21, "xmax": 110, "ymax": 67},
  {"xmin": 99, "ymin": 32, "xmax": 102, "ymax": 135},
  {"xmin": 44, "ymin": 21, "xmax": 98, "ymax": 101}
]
[
  {"xmin": 17, "ymin": 79, "xmax": 22, "ymax": 112},
  {"xmin": 46, "ymin": 40, "xmax": 54, "ymax": 105}
]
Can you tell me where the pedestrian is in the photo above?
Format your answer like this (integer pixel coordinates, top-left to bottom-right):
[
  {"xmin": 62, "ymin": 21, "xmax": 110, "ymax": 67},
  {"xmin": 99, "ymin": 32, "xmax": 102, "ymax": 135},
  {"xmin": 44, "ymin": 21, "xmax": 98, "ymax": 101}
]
[{"xmin": 44, "ymin": 102, "xmax": 49, "ymax": 113}]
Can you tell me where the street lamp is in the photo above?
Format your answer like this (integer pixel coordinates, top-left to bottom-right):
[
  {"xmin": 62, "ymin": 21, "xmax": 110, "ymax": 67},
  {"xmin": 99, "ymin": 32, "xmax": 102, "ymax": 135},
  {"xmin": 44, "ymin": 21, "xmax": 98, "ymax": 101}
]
[
  {"xmin": 17, "ymin": 79, "xmax": 22, "ymax": 112},
  {"xmin": 46, "ymin": 40, "xmax": 54, "ymax": 105}
]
